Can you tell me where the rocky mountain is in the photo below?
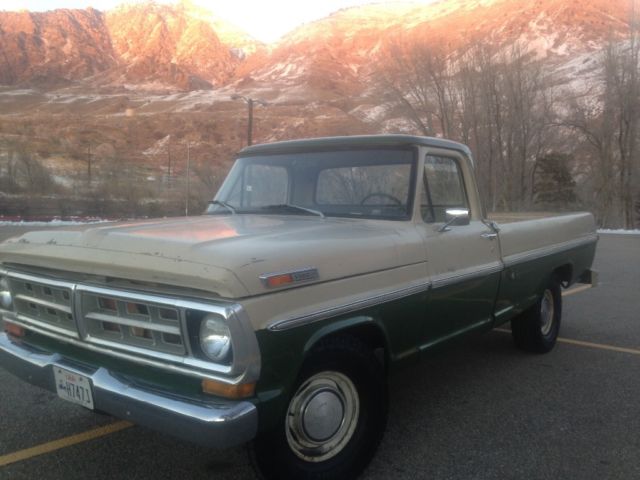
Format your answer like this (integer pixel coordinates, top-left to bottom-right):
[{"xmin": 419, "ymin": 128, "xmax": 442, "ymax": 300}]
[
  {"xmin": 0, "ymin": 0, "xmax": 632, "ymax": 93},
  {"xmin": 0, "ymin": 8, "xmax": 115, "ymax": 87},
  {"xmin": 0, "ymin": 0, "xmax": 262, "ymax": 90},
  {"xmin": 240, "ymin": 0, "xmax": 631, "ymax": 98},
  {"xmin": 104, "ymin": 2, "xmax": 230, "ymax": 89}
]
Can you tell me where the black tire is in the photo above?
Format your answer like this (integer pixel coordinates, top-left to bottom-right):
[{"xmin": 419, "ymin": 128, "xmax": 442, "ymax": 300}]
[
  {"xmin": 511, "ymin": 276, "xmax": 562, "ymax": 353},
  {"xmin": 249, "ymin": 335, "xmax": 387, "ymax": 480}
]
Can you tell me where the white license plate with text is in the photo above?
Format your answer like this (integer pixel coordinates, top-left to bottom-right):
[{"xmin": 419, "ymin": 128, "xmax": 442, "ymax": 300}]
[{"xmin": 54, "ymin": 367, "xmax": 94, "ymax": 410}]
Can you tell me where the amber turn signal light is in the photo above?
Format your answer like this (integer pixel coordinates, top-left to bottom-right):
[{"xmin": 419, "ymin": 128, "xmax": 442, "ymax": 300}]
[
  {"xmin": 265, "ymin": 274, "xmax": 294, "ymax": 288},
  {"xmin": 202, "ymin": 379, "xmax": 255, "ymax": 399},
  {"xmin": 4, "ymin": 322, "xmax": 25, "ymax": 338}
]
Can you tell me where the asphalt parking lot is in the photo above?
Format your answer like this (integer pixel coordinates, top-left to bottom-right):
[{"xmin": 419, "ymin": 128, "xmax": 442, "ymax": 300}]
[{"xmin": 0, "ymin": 227, "xmax": 638, "ymax": 480}]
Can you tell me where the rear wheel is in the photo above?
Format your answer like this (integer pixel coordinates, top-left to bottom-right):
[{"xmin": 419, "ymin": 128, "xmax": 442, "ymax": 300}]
[
  {"xmin": 511, "ymin": 277, "xmax": 562, "ymax": 353},
  {"xmin": 250, "ymin": 335, "xmax": 387, "ymax": 480}
]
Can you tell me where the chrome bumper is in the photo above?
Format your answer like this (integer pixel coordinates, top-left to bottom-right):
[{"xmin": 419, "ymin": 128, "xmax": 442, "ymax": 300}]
[{"xmin": 0, "ymin": 332, "xmax": 258, "ymax": 449}]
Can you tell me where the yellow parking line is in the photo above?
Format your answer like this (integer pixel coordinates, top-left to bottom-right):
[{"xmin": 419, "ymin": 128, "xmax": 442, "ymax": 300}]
[
  {"xmin": 494, "ymin": 328, "xmax": 640, "ymax": 356},
  {"xmin": 562, "ymin": 284, "xmax": 593, "ymax": 297},
  {"xmin": 0, "ymin": 420, "xmax": 133, "ymax": 468},
  {"xmin": 556, "ymin": 337, "xmax": 640, "ymax": 355}
]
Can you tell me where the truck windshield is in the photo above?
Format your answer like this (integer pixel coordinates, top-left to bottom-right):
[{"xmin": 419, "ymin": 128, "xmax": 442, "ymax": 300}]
[{"xmin": 206, "ymin": 148, "xmax": 416, "ymax": 220}]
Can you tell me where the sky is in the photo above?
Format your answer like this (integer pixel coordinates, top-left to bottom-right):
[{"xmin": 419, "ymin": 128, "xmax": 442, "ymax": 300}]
[{"xmin": 7, "ymin": 0, "xmax": 433, "ymax": 43}]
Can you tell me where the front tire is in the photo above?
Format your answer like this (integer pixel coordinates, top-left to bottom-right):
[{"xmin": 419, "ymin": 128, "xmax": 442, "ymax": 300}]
[
  {"xmin": 250, "ymin": 335, "xmax": 387, "ymax": 480},
  {"xmin": 511, "ymin": 277, "xmax": 562, "ymax": 353}
]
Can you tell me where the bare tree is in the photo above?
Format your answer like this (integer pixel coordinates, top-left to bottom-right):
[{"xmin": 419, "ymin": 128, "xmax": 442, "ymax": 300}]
[
  {"xmin": 562, "ymin": 17, "xmax": 640, "ymax": 228},
  {"xmin": 378, "ymin": 40, "xmax": 553, "ymax": 212},
  {"xmin": 377, "ymin": 39, "xmax": 459, "ymax": 137}
]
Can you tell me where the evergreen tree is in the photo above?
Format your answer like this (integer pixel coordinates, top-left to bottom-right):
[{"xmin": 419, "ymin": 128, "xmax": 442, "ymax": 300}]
[{"xmin": 533, "ymin": 153, "xmax": 577, "ymax": 209}]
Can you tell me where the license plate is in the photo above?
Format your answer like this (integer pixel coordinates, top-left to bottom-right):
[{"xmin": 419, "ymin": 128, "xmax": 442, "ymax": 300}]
[{"xmin": 54, "ymin": 367, "xmax": 94, "ymax": 410}]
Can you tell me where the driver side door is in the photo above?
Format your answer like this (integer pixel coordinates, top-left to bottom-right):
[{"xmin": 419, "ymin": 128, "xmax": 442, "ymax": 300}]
[{"xmin": 419, "ymin": 153, "xmax": 502, "ymax": 350}]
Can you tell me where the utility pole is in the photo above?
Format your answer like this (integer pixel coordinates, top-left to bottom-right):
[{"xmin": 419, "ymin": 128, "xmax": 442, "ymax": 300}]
[
  {"xmin": 247, "ymin": 98, "xmax": 254, "ymax": 146},
  {"xmin": 185, "ymin": 141, "xmax": 190, "ymax": 216},
  {"xmin": 167, "ymin": 135, "xmax": 172, "ymax": 188},
  {"xmin": 231, "ymin": 95, "xmax": 268, "ymax": 146},
  {"xmin": 86, "ymin": 143, "xmax": 92, "ymax": 184}
]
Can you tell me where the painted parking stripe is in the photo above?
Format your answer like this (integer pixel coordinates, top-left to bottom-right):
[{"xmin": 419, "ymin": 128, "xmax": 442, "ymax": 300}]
[
  {"xmin": 0, "ymin": 420, "xmax": 132, "ymax": 468},
  {"xmin": 562, "ymin": 284, "xmax": 593, "ymax": 297},
  {"xmin": 494, "ymin": 328, "xmax": 640, "ymax": 356}
]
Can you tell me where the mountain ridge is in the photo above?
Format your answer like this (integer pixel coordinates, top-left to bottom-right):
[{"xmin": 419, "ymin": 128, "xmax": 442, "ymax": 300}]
[{"xmin": 0, "ymin": 0, "xmax": 633, "ymax": 95}]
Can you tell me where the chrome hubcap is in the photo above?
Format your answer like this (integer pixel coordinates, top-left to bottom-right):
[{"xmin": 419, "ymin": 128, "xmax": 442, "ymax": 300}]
[
  {"xmin": 286, "ymin": 371, "xmax": 359, "ymax": 463},
  {"xmin": 540, "ymin": 289, "xmax": 555, "ymax": 336}
]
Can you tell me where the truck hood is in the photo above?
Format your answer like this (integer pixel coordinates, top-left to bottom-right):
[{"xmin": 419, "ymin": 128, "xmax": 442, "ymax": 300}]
[{"xmin": 0, "ymin": 215, "xmax": 425, "ymax": 298}]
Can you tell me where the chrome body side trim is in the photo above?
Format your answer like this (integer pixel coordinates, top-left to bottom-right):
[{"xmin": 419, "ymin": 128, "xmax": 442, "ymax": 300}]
[
  {"xmin": 268, "ymin": 261, "xmax": 507, "ymax": 332},
  {"xmin": 494, "ymin": 305, "xmax": 515, "ymax": 318},
  {"xmin": 431, "ymin": 261, "xmax": 503, "ymax": 290},
  {"xmin": 419, "ymin": 317, "xmax": 492, "ymax": 351},
  {"xmin": 0, "ymin": 333, "xmax": 258, "ymax": 448},
  {"xmin": 503, "ymin": 235, "xmax": 598, "ymax": 268},
  {"xmin": 268, "ymin": 281, "xmax": 431, "ymax": 331}
]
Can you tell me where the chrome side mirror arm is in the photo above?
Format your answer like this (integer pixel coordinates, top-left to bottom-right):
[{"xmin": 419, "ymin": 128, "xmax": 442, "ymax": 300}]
[{"xmin": 438, "ymin": 209, "xmax": 470, "ymax": 232}]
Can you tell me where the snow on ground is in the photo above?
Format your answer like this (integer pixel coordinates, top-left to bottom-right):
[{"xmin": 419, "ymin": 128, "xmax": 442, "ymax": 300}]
[
  {"xmin": 0, "ymin": 219, "xmax": 111, "ymax": 227},
  {"xmin": 598, "ymin": 229, "xmax": 640, "ymax": 235},
  {"xmin": 143, "ymin": 135, "xmax": 171, "ymax": 156},
  {"xmin": 0, "ymin": 89, "xmax": 38, "ymax": 96}
]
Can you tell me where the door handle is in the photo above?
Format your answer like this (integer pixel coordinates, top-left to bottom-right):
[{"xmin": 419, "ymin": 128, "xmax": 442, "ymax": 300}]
[{"xmin": 481, "ymin": 232, "xmax": 498, "ymax": 240}]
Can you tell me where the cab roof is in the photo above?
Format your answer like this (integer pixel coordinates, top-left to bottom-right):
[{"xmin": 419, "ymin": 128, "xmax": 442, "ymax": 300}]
[{"xmin": 239, "ymin": 134, "xmax": 473, "ymax": 158}]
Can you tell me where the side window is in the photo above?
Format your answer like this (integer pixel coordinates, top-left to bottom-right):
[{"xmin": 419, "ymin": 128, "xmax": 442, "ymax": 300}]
[
  {"xmin": 227, "ymin": 164, "xmax": 289, "ymax": 207},
  {"xmin": 422, "ymin": 155, "xmax": 468, "ymax": 223}
]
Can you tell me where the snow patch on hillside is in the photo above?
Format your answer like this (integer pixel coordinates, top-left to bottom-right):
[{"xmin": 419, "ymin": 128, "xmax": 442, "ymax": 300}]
[
  {"xmin": 350, "ymin": 104, "xmax": 389, "ymax": 123},
  {"xmin": 143, "ymin": 135, "xmax": 171, "ymax": 156},
  {"xmin": 0, "ymin": 89, "xmax": 38, "ymax": 96},
  {"xmin": 380, "ymin": 117, "xmax": 419, "ymax": 134},
  {"xmin": 598, "ymin": 229, "xmax": 640, "ymax": 235},
  {"xmin": 254, "ymin": 60, "xmax": 307, "ymax": 83},
  {"xmin": 46, "ymin": 93, "xmax": 107, "ymax": 104}
]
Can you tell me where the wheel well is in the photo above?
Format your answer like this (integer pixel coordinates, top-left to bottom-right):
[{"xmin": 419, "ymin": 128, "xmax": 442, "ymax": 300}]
[
  {"xmin": 310, "ymin": 323, "xmax": 389, "ymax": 369},
  {"xmin": 553, "ymin": 264, "xmax": 573, "ymax": 287}
]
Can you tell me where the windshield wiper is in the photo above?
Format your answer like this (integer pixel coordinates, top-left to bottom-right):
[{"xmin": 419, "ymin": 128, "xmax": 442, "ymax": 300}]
[
  {"xmin": 208, "ymin": 200, "xmax": 237, "ymax": 215},
  {"xmin": 260, "ymin": 204, "xmax": 325, "ymax": 218}
]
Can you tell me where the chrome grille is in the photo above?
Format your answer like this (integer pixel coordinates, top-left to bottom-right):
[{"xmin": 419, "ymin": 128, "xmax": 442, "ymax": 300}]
[
  {"xmin": 8, "ymin": 274, "xmax": 77, "ymax": 337},
  {"xmin": 2, "ymin": 267, "xmax": 261, "ymax": 384},
  {"xmin": 3, "ymin": 271, "xmax": 189, "ymax": 358},
  {"xmin": 81, "ymin": 291, "xmax": 185, "ymax": 355}
]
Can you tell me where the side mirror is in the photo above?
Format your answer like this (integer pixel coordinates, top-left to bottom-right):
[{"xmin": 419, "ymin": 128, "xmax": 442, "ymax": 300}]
[{"xmin": 438, "ymin": 208, "xmax": 470, "ymax": 232}]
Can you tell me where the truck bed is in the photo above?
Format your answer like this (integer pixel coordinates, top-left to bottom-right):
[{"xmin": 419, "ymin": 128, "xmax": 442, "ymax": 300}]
[
  {"xmin": 494, "ymin": 212, "xmax": 598, "ymax": 286},
  {"xmin": 489, "ymin": 212, "xmax": 567, "ymax": 224}
]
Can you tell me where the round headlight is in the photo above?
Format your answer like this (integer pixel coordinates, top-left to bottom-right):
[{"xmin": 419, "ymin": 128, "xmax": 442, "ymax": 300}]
[
  {"xmin": 0, "ymin": 277, "xmax": 12, "ymax": 310},
  {"xmin": 199, "ymin": 315, "xmax": 232, "ymax": 363}
]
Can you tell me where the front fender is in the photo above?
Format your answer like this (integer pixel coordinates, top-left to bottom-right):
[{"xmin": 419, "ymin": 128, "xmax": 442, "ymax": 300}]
[{"xmin": 252, "ymin": 313, "xmax": 389, "ymax": 433}]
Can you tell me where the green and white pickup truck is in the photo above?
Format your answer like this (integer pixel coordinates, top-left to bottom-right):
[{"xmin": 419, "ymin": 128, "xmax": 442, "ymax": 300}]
[{"xmin": 0, "ymin": 135, "xmax": 597, "ymax": 479}]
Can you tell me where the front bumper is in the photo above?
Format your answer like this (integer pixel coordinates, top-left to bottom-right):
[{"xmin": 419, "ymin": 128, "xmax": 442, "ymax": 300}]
[{"xmin": 0, "ymin": 332, "xmax": 258, "ymax": 449}]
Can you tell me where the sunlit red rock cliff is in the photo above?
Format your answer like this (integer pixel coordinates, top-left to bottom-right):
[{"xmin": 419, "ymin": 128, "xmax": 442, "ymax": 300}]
[{"xmin": 0, "ymin": 0, "xmax": 632, "ymax": 92}]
